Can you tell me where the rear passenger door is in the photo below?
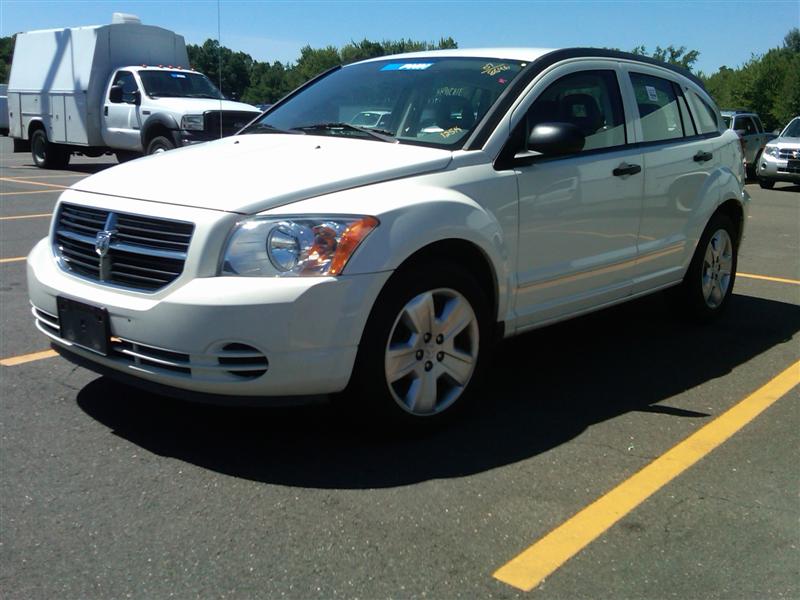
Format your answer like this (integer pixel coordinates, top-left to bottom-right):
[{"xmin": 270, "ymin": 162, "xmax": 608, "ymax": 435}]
[
  {"xmin": 620, "ymin": 67, "xmax": 720, "ymax": 292},
  {"xmin": 508, "ymin": 62, "xmax": 644, "ymax": 327}
]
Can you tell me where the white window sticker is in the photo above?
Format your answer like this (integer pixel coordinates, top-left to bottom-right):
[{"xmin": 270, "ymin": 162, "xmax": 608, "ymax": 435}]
[
  {"xmin": 645, "ymin": 85, "xmax": 658, "ymax": 102},
  {"xmin": 170, "ymin": 73, "xmax": 187, "ymax": 79}
]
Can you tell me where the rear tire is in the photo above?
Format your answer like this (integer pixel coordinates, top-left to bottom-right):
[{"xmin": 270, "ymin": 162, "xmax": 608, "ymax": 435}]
[
  {"xmin": 146, "ymin": 135, "xmax": 175, "ymax": 155},
  {"xmin": 678, "ymin": 212, "xmax": 738, "ymax": 320},
  {"xmin": 344, "ymin": 261, "xmax": 492, "ymax": 429},
  {"xmin": 31, "ymin": 128, "xmax": 70, "ymax": 169}
]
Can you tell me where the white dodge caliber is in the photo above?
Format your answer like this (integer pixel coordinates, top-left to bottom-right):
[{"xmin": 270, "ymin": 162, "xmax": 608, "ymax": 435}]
[{"xmin": 28, "ymin": 48, "xmax": 748, "ymax": 425}]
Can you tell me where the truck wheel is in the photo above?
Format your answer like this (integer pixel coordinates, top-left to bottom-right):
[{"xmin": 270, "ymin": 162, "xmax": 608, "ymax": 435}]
[
  {"xmin": 31, "ymin": 129, "xmax": 70, "ymax": 169},
  {"xmin": 758, "ymin": 178, "xmax": 775, "ymax": 189},
  {"xmin": 677, "ymin": 212, "xmax": 738, "ymax": 320},
  {"xmin": 345, "ymin": 261, "xmax": 491, "ymax": 428},
  {"xmin": 146, "ymin": 136, "xmax": 175, "ymax": 155}
]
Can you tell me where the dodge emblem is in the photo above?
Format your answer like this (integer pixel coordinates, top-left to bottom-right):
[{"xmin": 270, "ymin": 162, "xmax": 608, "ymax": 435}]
[{"xmin": 95, "ymin": 229, "xmax": 114, "ymax": 257}]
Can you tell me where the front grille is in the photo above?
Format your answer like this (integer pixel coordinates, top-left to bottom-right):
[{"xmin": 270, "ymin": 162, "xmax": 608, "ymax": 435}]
[
  {"xmin": 203, "ymin": 110, "xmax": 258, "ymax": 138},
  {"xmin": 54, "ymin": 204, "xmax": 194, "ymax": 292},
  {"xmin": 778, "ymin": 148, "xmax": 800, "ymax": 160}
]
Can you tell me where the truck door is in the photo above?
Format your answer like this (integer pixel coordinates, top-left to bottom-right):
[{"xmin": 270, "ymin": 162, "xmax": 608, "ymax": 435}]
[{"xmin": 103, "ymin": 71, "xmax": 143, "ymax": 151}]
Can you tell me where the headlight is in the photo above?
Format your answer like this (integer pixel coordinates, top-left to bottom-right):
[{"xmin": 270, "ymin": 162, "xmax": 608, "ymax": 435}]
[
  {"xmin": 764, "ymin": 145, "xmax": 779, "ymax": 158},
  {"xmin": 180, "ymin": 114, "xmax": 204, "ymax": 131},
  {"xmin": 221, "ymin": 216, "xmax": 379, "ymax": 277}
]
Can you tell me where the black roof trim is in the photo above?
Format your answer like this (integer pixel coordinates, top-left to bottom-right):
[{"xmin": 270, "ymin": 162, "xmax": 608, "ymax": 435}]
[{"xmin": 465, "ymin": 47, "xmax": 707, "ymax": 150}]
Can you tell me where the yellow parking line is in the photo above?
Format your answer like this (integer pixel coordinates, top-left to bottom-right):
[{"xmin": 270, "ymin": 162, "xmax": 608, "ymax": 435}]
[
  {"xmin": 738, "ymin": 272, "xmax": 800, "ymax": 286},
  {"xmin": 0, "ymin": 177, "xmax": 70, "ymax": 190},
  {"xmin": 0, "ymin": 349, "xmax": 58, "ymax": 367},
  {"xmin": 494, "ymin": 359, "xmax": 800, "ymax": 592},
  {"xmin": 0, "ymin": 213, "xmax": 52, "ymax": 220},
  {"xmin": 0, "ymin": 173, "xmax": 84, "ymax": 179},
  {"xmin": 0, "ymin": 257, "xmax": 26, "ymax": 264},
  {"xmin": 0, "ymin": 189, "xmax": 62, "ymax": 196}
]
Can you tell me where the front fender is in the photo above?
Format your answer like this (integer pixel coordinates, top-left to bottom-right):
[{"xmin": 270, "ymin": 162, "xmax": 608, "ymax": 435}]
[
  {"xmin": 264, "ymin": 181, "xmax": 515, "ymax": 323},
  {"xmin": 140, "ymin": 113, "xmax": 180, "ymax": 147}
]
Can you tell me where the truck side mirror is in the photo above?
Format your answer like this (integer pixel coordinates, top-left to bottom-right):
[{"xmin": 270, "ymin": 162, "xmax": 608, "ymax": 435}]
[
  {"xmin": 109, "ymin": 85, "xmax": 123, "ymax": 104},
  {"xmin": 527, "ymin": 122, "xmax": 585, "ymax": 156},
  {"xmin": 131, "ymin": 90, "xmax": 141, "ymax": 105}
]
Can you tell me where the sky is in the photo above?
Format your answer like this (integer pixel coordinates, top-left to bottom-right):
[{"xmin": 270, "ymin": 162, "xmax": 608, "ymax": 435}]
[{"xmin": 1, "ymin": 0, "xmax": 798, "ymax": 75}]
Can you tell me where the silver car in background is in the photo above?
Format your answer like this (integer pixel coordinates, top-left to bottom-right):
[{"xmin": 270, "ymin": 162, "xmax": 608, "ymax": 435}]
[{"xmin": 758, "ymin": 116, "xmax": 800, "ymax": 189}]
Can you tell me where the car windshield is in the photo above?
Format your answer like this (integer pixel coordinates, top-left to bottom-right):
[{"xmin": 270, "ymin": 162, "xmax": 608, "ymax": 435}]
[
  {"xmin": 139, "ymin": 70, "xmax": 224, "ymax": 99},
  {"xmin": 244, "ymin": 57, "xmax": 526, "ymax": 148},
  {"xmin": 781, "ymin": 118, "xmax": 800, "ymax": 138}
]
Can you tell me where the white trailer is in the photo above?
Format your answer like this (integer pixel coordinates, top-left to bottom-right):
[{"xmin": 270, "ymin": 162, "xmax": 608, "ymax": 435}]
[{"xmin": 8, "ymin": 13, "xmax": 260, "ymax": 168}]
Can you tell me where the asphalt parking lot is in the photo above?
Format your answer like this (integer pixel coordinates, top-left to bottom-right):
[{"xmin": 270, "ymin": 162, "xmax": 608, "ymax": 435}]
[{"xmin": 1, "ymin": 136, "xmax": 798, "ymax": 599}]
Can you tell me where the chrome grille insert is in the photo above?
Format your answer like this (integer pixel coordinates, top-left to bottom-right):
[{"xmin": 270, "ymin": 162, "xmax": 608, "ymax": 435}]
[{"xmin": 54, "ymin": 204, "xmax": 194, "ymax": 291}]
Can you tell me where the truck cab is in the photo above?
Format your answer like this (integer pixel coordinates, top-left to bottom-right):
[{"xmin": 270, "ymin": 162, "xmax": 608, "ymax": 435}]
[{"xmin": 103, "ymin": 66, "xmax": 260, "ymax": 156}]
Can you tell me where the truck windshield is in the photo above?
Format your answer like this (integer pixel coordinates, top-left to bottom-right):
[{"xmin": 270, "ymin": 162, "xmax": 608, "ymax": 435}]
[
  {"xmin": 243, "ymin": 57, "xmax": 526, "ymax": 149},
  {"xmin": 782, "ymin": 118, "xmax": 800, "ymax": 138},
  {"xmin": 139, "ymin": 71, "xmax": 224, "ymax": 100}
]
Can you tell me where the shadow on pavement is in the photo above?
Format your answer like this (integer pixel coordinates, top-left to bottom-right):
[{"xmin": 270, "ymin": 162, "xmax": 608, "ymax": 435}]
[{"xmin": 77, "ymin": 292, "xmax": 800, "ymax": 489}]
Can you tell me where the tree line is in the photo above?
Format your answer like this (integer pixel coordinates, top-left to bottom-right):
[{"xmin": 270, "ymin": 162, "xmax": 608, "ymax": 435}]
[{"xmin": 1, "ymin": 29, "xmax": 797, "ymax": 130}]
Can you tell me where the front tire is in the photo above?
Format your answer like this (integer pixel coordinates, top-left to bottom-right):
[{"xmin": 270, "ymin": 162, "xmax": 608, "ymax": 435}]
[
  {"xmin": 146, "ymin": 135, "xmax": 175, "ymax": 155},
  {"xmin": 31, "ymin": 128, "xmax": 70, "ymax": 169},
  {"xmin": 758, "ymin": 178, "xmax": 775, "ymax": 189},
  {"xmin": 346, "ymin": 262, "xmax": 491, "ymax": 427},
  {"xmin": 678, "ymin": 213, "xmax": 738, "ymax": 320}
]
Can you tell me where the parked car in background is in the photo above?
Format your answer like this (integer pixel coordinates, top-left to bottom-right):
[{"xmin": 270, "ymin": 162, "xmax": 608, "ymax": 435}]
[
  {"xmin": 28, "ymin": 48, "xmax": 748, "ymax": 426},
  {"xmin": 7, "ymin": 13, "xmax": 260, "ymax": 168},
  {"xmin": 757, "ymin": 116, "xmax": 800, "ymax": 188},
  {"xmin": 350, "ymin": 110, "xmax": 392, "ymax": 129},
  {"xmin": 721, "ymin": 109, "xmax": 777, "ymax": 178}
]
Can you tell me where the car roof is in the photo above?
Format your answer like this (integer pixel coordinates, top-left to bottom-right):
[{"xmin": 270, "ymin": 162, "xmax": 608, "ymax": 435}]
[
  {"xmin": 356, "ymin": 47, "xmax": 558, "ymax": 64},
  {"xmin": 353, "ymin": 47, "xmax": 706, "ymax": 90}
]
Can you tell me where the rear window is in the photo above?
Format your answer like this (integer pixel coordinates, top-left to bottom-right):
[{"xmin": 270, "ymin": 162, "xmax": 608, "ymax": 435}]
[
  {"xmin": 629, "ymin": 73, "xmax": 684, "ymax": 142},
  {"xmin": 688, "ymin": 92, "xmax": 720, "ymax": 134}
]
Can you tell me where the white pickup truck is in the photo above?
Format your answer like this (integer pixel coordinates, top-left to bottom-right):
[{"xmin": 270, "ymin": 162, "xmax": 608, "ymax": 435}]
[{"xmin": 6, "ymin": 13, "xmax": 260, "ymax": 168}]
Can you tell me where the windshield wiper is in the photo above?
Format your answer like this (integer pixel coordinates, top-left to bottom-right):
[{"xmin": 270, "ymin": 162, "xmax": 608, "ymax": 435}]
[
  {"xmin": 240, "ymin": 122, "xmax": 304, "ymax": 135},
  {"xmin": 291, "ymin": 122, "xmax": 396, "ymax": 143}
]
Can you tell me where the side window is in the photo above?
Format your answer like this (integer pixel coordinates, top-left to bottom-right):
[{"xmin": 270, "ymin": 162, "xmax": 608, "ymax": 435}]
[
  {"xmin": 111, "ymin": 71, "xmax": 138, "ymax": 104},
  {"xmin": 735, "ymin": 116, "xmax": 756, "ymax": 135},
  {"xmin": 629, "ymin": 73, "xmax": 684, "ymax": 142},
  {"xmin": 526, "ymin": 70, "xmax": 626, "ymax": 152},
  {"xmin": 687, "ymin": 91, "xmax": 720, "ymax": 134},
  {"xmin": 753, "ymin": 116, "xmax": 764, "ymax": 133}
]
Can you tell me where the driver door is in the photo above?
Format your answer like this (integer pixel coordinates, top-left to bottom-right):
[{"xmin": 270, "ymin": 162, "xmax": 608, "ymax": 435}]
[{"xmin": 103, "ymin": 70, "xmax": 143, "ymax": 151}]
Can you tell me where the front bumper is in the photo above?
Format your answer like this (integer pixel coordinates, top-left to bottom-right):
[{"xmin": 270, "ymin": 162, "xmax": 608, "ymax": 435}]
[
  {"xmin": 758, "ymin": 153, "xmax": 800, "ymax": 183},
  {"xmin": 27, "ymin": 238, "xmax": 391, "ymax": 403}
]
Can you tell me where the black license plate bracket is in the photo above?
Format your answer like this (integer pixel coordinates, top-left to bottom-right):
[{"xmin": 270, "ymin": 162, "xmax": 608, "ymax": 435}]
[{"xmin": 56, "ymin": 297, "xmax": 110, "ymax": 355}]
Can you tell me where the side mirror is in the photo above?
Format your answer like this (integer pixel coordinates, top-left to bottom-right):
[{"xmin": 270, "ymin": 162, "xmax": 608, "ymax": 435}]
[
  {"xmin": 527, "ymin": 122, "xmax": 585, "ymax": 156},
  {"xmin": 109, "ymin": 85, "xmax": 123, "ymax": 104},
  {"xmin": 131, "ymin": 89, "xmax": 141, "ymax": 105}
]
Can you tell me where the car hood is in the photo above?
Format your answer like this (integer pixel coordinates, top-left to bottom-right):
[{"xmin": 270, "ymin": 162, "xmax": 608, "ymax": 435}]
[
  {"xmin": 147, "ymin": 97, "xmax": 261, "ymax": 115},
  {"xmin": 774, "ymin": 136, "xmax": 800, "ymax": 146},
  {"xmin": 72, "ymin": 134, "xmax": 453, "ymax": 214}
]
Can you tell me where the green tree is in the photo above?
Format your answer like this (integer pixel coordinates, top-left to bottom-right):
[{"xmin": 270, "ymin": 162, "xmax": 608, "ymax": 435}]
[
  {"xmin": 0, "ymin": 35, "xmax": 16, "ymax": 84},
  {"xmin": 631, "ymin": 44, "xmax": 699, "ymax": 71},
  {"xmin": 187, "ymin": 39, "xmax": 253, "ymax": 100}
]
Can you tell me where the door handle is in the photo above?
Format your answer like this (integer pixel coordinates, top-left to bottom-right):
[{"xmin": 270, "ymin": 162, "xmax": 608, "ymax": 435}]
[
  {"xmin": 104, "ymin": 106, "xmax": 108, "ymax": 116},
  {"xmin": 612, "ymin": 163, "xmax": 641, "ymax": 177},
  {"xmin": 693, "ymin": 151, "xmax": 713, "ymax": 162}
]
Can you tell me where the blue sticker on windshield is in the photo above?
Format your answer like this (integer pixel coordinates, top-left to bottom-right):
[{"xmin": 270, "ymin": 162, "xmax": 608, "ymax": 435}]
[
  {"xmin": 170, "ymin": 73, "xmax": 187, "ymax": 78},
  {"xmin": 381, "ymin": 63, "xmax": 433, "ymax": 71}
]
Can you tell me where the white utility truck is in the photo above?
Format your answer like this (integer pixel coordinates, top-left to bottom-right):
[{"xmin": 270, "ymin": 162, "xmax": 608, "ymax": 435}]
[{"xmin": 7, "ymin": 13, "xmax": 260, "ymax": 168}]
